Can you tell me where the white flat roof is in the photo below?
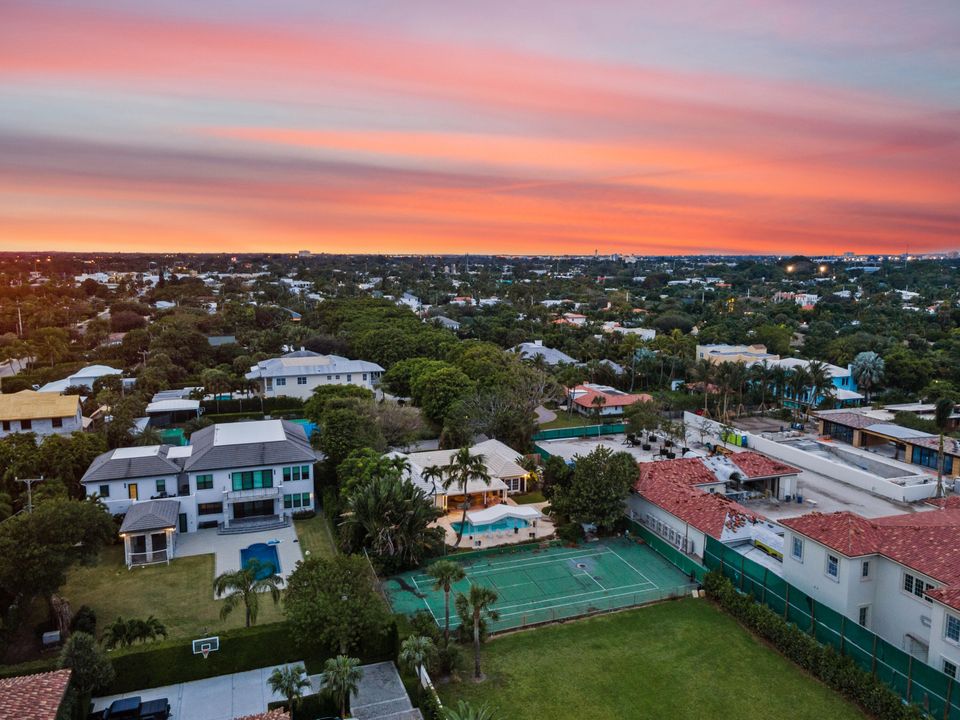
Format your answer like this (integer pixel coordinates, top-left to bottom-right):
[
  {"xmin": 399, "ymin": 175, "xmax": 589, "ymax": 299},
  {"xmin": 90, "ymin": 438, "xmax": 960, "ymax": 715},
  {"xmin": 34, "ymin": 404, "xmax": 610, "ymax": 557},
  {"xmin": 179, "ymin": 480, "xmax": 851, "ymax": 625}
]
[
  {"xmin": 213, "ymin": 419, "xmax": 286, "ymax": 446},
  {"xmin": 113, "ymin": 446, "xmax": 162, "ymax": 459},
  {"xmin": 467, "ymin": 505, "xmax": 542, "ymax": 525},
  {"xmin": 166, "ymin": 446, "xmax": 194, "ymax": 458},
  {"xmin": 146, "ymin": 399, "xmax": 200, "ymax": 413}
]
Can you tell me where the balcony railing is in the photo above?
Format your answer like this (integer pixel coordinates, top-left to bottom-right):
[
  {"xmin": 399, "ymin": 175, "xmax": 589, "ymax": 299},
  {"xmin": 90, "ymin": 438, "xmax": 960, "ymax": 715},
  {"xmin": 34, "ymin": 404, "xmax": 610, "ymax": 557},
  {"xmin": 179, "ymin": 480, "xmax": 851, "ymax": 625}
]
[
  {"xmin": 127, "ymin": 549, "xmax": 169, "ymax": 566},
  {"xmin": 224, "ymin": 486, "xmax": 281, "ymax": 501}
]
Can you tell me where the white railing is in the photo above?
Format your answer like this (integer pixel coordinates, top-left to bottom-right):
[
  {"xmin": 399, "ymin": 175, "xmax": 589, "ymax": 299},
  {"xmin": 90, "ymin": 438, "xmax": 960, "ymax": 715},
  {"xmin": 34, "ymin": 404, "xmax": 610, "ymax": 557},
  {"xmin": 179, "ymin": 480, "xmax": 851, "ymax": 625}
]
[
  {"xmin": 127, "ymin": 549, "xmax": 169, "ymax": 566},
  {"xmin": 224, "ymin": 486, "xmax": 281, "ymax": 500}
]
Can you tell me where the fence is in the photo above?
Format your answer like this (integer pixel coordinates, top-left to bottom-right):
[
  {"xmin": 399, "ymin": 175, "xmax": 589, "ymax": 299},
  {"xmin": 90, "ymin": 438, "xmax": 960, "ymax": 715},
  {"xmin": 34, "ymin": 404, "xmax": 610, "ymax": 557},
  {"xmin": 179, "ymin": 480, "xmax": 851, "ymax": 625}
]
[
  {"xmin": 487, "ymin": 582, "xmax": 699, "ymax": 633},
  {"xmin": 703, "ymin": 536, "xmax": 960, "ymax": 720},
  {"xmin": 533, "ymin": 422, "xmax": 627, "ymax": 442},
  {"xmin": 625, "ymin": 519, "xmax": 707, "ymax": 583}
]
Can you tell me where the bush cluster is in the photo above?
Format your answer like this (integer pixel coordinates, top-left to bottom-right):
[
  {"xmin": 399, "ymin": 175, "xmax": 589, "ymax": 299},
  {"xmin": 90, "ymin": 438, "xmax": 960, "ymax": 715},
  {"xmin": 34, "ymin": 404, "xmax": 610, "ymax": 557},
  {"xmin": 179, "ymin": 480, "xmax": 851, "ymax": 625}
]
[{"xmin": 703, "ymin": 572, "xmax": 924, "ymax": 720}]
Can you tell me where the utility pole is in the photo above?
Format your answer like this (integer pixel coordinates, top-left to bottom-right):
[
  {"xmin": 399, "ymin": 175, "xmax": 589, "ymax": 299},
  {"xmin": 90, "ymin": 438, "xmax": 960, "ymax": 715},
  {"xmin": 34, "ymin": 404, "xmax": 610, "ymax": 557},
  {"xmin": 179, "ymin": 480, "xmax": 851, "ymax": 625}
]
[{"xmin": 16, "ymin": 476, "xmax": 44, "ymax": 514}]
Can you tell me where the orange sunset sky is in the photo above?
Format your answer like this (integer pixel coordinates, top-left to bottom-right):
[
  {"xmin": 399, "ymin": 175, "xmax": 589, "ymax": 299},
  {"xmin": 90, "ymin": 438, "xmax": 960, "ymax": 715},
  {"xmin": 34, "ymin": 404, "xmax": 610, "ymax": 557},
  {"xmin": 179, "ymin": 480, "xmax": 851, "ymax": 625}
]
[{"xmin": 1, "ymin": 1, "xmax": 959, "ymax": 255}]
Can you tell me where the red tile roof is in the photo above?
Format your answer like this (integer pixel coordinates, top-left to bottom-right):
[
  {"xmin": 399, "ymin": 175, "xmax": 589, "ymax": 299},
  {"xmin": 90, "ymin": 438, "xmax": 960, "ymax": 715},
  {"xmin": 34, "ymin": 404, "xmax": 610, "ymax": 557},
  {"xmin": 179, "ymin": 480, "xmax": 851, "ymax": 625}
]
[
  {"xmin": 730, "ymin": 452, "xmax": 801, "ymax": 479},
  {"xmin": 927, "ymin": 495, "xmax": 960, "ymax": 509},
  {"xmin": 635, "ymin": 465, "xmax": 765, "ymax": 539},
  {"xmin": 0, "ymin": 669, "xmax": 72, "ymax": 720},
  {"xmin": 568, "ymin": 385, "xmax": 652, "ymax": 409},
  {"xmin": 781, "ymin": 508, "xmax": 960, "ymax": 609},
  {"xmin": 638, "ymin": 458, "xmax": 720, "ymax": 487}
]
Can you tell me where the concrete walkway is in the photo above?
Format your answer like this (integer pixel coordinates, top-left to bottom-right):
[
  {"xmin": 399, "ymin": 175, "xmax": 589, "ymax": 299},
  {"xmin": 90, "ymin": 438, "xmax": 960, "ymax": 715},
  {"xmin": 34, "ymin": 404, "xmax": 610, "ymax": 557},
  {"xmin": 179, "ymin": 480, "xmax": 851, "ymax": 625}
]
[
  {"xmin": 92, "ymin": 663, "xmax": 301, "ymax": 720},
  {"xmin": 535, "ymin": 405, "xmax": 557, "ymax": 424}
]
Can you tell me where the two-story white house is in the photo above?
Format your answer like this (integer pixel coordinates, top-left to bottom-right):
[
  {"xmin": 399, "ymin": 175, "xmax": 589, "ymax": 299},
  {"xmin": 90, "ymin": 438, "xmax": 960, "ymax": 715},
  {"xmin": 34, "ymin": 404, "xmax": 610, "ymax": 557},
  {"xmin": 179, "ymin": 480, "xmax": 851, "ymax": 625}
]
[
  {"xmin": 81, "ymin": 419, "xmax": 318, "ymax": 566},
  {"xmin": 0, "ymin": 390, "xmax": 83, "ymax": 438},
  {"xmin": 780, "ymin": 505, "xmax": 960, "ymax": 678},
  {"xmin": 245, "ymin": 349, "xmax": 384, "ymax": 400}
]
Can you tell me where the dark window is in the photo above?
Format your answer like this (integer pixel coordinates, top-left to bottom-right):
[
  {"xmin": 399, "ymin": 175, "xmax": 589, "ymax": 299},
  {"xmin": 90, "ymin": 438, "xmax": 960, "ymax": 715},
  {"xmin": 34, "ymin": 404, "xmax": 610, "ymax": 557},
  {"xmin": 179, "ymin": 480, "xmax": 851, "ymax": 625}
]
[
  {"xmin": 20, "ymin": 419, "xmax": 32, "ymax": 431},
  {"xmin": 99, "ymin": 484, "xmax": 110, "ymax": 497},
  {"xmin": 156, "ymin": 479, "xmax": 166, "ymax": 494},
  {"xmin": 52, "ymin": 417, "xmax": 63, "ymax": 428},
  {"xmin": 195, "ymin": 474, "xmax": 213, "ymax": 490},
  {"xmin": 198, "ymin": 502, "xmax": 223, "ymax": 516},
  {"xmin": 231, "ymin": 469, "xmax": 273, "ymax": 491},
  {"xmin": 1, "ymin": 421, "xmax": 9, "ymax": 431}
]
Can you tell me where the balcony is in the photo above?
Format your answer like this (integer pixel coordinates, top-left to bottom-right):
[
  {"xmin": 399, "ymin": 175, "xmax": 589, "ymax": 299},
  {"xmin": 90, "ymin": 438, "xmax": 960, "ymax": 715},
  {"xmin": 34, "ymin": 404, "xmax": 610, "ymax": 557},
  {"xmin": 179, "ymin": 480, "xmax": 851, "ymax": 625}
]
[{"xmin": 224, "ymin": 486, "xmax": 281, "ymax": 501}]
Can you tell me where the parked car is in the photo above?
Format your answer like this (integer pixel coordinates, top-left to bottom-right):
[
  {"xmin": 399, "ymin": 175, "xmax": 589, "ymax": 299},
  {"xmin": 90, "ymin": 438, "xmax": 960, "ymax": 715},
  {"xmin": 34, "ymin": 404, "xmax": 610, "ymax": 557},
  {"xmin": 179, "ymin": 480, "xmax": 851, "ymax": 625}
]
[{"xmin": 88, "ymin": 696, "xmax": 171, "ymax": 720}]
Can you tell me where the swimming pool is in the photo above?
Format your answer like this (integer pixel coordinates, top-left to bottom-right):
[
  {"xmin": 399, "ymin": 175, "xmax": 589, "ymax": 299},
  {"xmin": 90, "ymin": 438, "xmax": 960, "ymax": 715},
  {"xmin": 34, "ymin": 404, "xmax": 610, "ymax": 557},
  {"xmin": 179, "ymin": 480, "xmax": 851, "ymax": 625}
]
[
  {"xmin": 240, "ymin": 543, "xmax": 280, "ymax": 579},
  {"xmin": 452, "ymin": 518, "xmax": 530, "ymax": 535}
]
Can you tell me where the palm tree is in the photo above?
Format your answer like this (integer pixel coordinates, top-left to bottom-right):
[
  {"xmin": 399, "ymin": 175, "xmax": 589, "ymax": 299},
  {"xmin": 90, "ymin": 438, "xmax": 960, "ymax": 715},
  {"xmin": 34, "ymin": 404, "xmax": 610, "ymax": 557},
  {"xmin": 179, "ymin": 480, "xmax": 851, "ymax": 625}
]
[
  {"xmin": 750, "ymin": 361, "xmax": 772, "ymax": 412},
  {"xmin": 268, "ymin": 664, "xmax": 310, "ymax": 711},
  {"xmin": 130, "ymin": 615, "xmax": 167, "ymax": 644},
  {"xmin": 455, "ymin": 585, "xmax": 499, "ymax": 680},
  {"xmin": 213, "ymin": 559, "xmax": 283, "ymax": 628},
  {"xmin": 441, "ymin": 448, "xmax": 492, "ymax": 547},
  {"xmin": 934, "ymin": 396, "xmax": 955, "ymax": 498},
  {"xmin": 692, "ymin": 358, "xmax": 714, "ymax": 417},
  {"xmin": 590, "ymin": 393, "xmax": 607, "ymax": 427},
  {"xmin": 444, "ymin": 700, "xmax": 504, "ymax": 720},
  {"xmin": 728, "ymin": 362, "xmax": 749, "ymax": 418},
  {"xmin": 101, "ymin": 617, "xmax": 134, "ymax": 649},
  {"xmin": 427, "ymin": 559, "xmax": 466, "ymax": 644},
  {"xmin": 805, "ymin": 360, "xmax": 835, "ymax": 416},
  {"xmin": 787, "ymin": 366, "xmax": 812, "ymax": 422},
  {"xmin": 770, "ymin": 365, "xmax": 789, "ymax": 411},
  {"xmin": 399, "ymin": 635, "xmax": 435, "ymax": 702},
  {"xmin": 320, "ymin": 654, "xmax": 363, "ymax": 719},
  {"xmin": 421, "ymin": 463, "xmax": 446, "ymax": 507},
  {"xmin": 851, "ymin": 351, "xmax": 885, "ymax": 403}
]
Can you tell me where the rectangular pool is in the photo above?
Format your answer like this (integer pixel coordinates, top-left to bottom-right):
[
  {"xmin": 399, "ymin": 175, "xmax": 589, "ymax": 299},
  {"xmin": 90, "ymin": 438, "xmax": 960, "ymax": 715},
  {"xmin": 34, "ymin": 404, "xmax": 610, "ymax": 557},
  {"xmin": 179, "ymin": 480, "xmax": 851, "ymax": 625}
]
[
  {"xmin": 452, "ymin": 518, "xmax": 530, "ymax": 535},
  {"xmin": 240, "ymin": 542, "xmax": 280, "ymax": 579}
]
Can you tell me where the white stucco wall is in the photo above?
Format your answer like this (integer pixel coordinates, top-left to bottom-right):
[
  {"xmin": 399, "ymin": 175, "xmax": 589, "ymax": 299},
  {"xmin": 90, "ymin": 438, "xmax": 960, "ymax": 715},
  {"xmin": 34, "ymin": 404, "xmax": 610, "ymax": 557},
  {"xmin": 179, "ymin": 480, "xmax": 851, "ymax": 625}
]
[
  {"xmin": 263, "ymin": 371, "xmax": 380, "ymax": 400},
  {"xmin": 0, "ymin": 409, "xmax": 83, "ymax": 438},
  {"xmin": 626, "ymin": 494, "xmax": 707, "ymax": 559},
  {"xmin": 928, "ymin": 602, "xmax": 960, "ymax": 678}
]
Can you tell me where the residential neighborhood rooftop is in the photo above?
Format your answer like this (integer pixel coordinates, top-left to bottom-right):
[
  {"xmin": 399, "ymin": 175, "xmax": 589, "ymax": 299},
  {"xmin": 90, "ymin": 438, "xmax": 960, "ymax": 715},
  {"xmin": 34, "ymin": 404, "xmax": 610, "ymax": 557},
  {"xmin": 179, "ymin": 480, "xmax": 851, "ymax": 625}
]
[
  {"xmin": 0, "ymin": 669, "xmax": 72, "ymax": 720},
  {"xmin": 0, "ymin": 390, "xmax": 79, "ymax": 421}
]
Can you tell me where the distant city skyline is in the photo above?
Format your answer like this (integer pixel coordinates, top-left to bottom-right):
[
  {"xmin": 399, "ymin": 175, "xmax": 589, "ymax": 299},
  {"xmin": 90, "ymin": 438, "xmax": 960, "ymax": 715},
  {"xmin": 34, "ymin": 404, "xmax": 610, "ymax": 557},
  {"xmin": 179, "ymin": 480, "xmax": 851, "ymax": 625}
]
[{"xmin": 1, "ymin": 0, "xmax": 958, "ymax": 255}]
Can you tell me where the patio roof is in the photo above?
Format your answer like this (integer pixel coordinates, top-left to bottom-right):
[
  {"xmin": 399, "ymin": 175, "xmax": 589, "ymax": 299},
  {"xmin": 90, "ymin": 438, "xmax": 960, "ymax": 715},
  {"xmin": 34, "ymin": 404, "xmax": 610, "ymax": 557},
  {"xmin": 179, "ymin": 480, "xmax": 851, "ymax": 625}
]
[
  {"xmin": 120, "ymin": 499, "xmax": 180, "ymax": 533},
  {"xmin": 467, "ymin": 505, "xmax": 542, "ymax": 525}
]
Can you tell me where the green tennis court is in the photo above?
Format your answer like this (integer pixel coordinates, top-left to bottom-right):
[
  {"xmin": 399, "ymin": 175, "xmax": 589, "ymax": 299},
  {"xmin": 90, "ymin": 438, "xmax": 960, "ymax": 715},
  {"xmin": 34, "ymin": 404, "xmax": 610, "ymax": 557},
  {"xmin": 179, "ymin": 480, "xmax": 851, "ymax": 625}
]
[{"xmin": 384, "ymin": 538, "xmax": 697, "ymax": 633}]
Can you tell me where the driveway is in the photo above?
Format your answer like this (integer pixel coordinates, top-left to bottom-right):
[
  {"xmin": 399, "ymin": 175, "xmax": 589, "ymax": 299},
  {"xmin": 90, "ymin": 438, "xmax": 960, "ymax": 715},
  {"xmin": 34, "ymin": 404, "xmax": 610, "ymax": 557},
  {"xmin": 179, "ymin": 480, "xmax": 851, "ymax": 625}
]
[
  {"xmin": 535, "ymin": 405, "xmax": 557, "ymax": 424},
  {"xmin": 92, "ymin": 664, "xmax": 302, "ymax": 720}
]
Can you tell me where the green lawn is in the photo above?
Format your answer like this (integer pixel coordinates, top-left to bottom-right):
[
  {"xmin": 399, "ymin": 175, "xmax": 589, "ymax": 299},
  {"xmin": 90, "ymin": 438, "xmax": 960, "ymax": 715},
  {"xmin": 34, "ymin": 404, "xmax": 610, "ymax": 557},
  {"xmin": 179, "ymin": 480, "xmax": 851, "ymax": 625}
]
[
  {"xmin": 537, "ymin": 410, "xmax": 596, "ymax": 430},
  {"xmin": 510, "ymin": 490, "xmax": 545, "ymax": 504},
  {"xmin": 61, "ymin": 545, "xmax": 285, "ymax": 642},
  {"xmin": 438, "ymin": 599, "xmax": 865, "ymax": 720},
  {"xmin": 294, "ymin": 514, "xmax": 338, "ymax": 558}
]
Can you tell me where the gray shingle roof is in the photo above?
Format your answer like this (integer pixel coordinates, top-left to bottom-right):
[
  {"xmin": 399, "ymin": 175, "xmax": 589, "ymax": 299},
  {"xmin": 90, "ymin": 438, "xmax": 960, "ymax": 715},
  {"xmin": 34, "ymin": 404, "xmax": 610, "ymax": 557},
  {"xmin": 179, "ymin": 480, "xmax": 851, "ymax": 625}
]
[
  {"xmin": 81, "ymin": 446, "xmax": 184, "ymax": 484},
  {"xmin": 119, "ymin": 499, "xmax": 180, "ymax": 533},
  {"xmin": 184, "ymin": 419, "xmax": 318, "ymax": 472}
]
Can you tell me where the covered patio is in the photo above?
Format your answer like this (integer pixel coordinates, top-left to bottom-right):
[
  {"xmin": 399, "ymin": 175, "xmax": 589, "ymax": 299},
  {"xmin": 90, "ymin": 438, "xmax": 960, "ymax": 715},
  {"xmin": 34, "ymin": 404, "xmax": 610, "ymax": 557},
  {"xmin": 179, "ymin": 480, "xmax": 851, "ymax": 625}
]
[
  {"xmin": 436, "ymin": 476, "xmax": 509, "ymax": 512},
  {"xmin": 119, "ymin": 499, "xmax": 180, "ymax": 568},
  {"xmin": 437, "ymin": 500, "xmax": 555, "ymax": 549}
]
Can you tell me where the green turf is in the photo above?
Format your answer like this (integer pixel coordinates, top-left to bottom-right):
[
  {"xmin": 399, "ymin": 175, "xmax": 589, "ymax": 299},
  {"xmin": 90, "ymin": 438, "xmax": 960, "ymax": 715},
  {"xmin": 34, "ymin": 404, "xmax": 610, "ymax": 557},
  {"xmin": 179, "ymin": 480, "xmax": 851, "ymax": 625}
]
[
  {"xmin": 438, "ymin": 598, "xmax": 866, "ymax": 720},
  {"xmin": 385, "ymin": 538, "xmax": 695, "ymax": 632},
  {"xmin": 510, "ymin": 490, "xmax": 546, "ymax": 504},
  {"xmin": 293, "ymin": 514, "xmax": 337, "ymax": 558},
  {"xmin": 537, "ymin": 411, "xmax": 596, "ymax": 430},
  {"xmin": 60, "ymin": 544, "xmax": 285, "ymax": 641}
]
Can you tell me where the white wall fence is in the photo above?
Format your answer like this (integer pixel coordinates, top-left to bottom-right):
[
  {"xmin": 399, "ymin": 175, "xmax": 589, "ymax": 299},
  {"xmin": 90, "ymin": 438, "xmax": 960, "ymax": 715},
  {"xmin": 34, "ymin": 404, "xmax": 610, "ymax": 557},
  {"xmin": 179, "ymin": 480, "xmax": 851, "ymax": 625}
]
[{"xmin": 683, "ymin": 412, "xmax": 936, "ymax": 503}]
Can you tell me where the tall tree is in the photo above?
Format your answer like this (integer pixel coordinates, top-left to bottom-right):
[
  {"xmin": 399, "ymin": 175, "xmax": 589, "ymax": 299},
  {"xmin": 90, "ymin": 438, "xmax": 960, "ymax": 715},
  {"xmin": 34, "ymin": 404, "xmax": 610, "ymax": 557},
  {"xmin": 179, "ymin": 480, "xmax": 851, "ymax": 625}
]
[
  {"xmin": 934, "ymin": 396, "xmax": 955, "ymax": 499},
  {"xmin": 213, "ymin": 559, "xmax": 282, "ymax": 627},
  {"xmin": 437, "ymin": 448, "xmax": 492, "ymax": 547},
  {"xmin": 851, "ymin": 351, "xmax": 885, "ymax": 403},
  {"xmin": 549, "ymin": 446, "xmax": 637, "ymax": 528},
  {"xmin": 59, "ymin": 632, "xmax": 115, "ymax": 696},
  {"xmin": 268, "ymin": 664, "xmax": 310, "ymax": 712},
  {"xmin": 455, "ymin": 585, "xmax": 499, "ymax": 680},
  {"xmin": 320, "ymin": 655, "xmax": 363, "ymax": 719},
  {"xmin": 427, "ymin": 559, "xmax": 466, "ymax": 645},
  {"xmin": 399, "ymin": 635, "xmax": 435, "ymax": 702}
]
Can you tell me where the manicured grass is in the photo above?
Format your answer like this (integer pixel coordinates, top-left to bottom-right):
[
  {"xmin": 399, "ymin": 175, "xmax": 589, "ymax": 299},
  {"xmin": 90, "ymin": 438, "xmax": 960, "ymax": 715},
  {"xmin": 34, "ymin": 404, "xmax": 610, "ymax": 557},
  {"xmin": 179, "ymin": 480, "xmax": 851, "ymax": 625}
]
[
  {"xmin": 61, "ymin": 544, "xmax": 284, "ymax": 642},
  {"xmin": 438, "ymin": 599, "xmax": 865, "ymax": 720},
  {"xmin": 537, "ymin": 410, "xmax": 596, "ymax": 430},
  {"xmin": 510, "ymin": 490, "xmax": 546, "ymax": 504},
  {"xmin": 294, "ymin": 514, "xmax": 337, "ymax": 558}
]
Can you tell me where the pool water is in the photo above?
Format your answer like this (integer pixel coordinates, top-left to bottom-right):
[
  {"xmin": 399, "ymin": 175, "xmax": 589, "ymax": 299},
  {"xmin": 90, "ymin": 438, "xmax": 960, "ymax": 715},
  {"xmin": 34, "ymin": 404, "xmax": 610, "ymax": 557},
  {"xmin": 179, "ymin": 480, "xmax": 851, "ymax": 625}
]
[
  {"xmin": 240, "ymin": 543, "xmax": 280, "ymax": 579},
  {"xmin": 452, "ymin": 518, "xmax": 530, "ymax": 535}
]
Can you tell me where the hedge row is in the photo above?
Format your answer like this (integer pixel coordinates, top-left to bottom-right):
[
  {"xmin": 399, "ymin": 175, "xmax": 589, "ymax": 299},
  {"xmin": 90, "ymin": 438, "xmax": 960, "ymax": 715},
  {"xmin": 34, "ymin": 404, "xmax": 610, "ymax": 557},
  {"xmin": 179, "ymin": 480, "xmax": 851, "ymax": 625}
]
[
  {"xmin": 105, "ymin": 620, "xmax": 399, "ymax": 694},
  {"xmin": 704, "ymin": 572, "xmax": 924, "ymax": 720}
]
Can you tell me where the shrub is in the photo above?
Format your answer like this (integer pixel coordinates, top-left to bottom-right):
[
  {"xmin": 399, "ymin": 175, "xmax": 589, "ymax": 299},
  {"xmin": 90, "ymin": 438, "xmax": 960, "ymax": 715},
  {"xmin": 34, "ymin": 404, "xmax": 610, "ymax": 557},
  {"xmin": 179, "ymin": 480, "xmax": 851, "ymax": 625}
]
[
  {"xmin": 703, "ymin": 571, "xmax": 924, "ymax": 720},
  {"xmin": 291, "ymin": 509, "xmax": 316, "ymax": 520},
  {"xmin": 557, "ymin": 522, "xmax": 583, "ymax": 545},
  {"xmin": 70, "ymin": 605, "xmax": 97, "ymax": 636}
]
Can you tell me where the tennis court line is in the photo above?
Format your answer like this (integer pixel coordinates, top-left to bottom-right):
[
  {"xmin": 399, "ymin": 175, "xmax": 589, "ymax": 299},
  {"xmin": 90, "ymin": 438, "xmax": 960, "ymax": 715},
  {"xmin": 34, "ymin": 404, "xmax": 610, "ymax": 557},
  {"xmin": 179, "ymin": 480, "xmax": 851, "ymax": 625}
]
[
  {"xmin": 489, "ymin": 577, "xmax": 657, "ymax": 613},
  {"xmin": 447, "ymin": 548, "xmax": 619, "ymax": 580},
  {"xmin": 408, "ymin": 546, "xmax": 617, "ymax": 584},
  {"xmin": 575, "ymin": 571, "xmax": 606, "ymax": 591},
  {"xmin": 410, "ymin": 574, "xmax": 439, "ymax": 625},
  {"xmin": 605, "ymin": 544, "xmax": 658, "ymax": 587}
]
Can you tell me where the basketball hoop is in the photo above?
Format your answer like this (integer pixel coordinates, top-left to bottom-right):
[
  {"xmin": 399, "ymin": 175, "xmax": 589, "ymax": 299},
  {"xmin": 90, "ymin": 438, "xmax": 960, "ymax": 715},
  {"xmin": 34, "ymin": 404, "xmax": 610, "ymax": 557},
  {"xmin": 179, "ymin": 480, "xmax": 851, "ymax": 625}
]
[{"xmin": 201, "ymin": 646, "xmax": 211, "ymax": 660}]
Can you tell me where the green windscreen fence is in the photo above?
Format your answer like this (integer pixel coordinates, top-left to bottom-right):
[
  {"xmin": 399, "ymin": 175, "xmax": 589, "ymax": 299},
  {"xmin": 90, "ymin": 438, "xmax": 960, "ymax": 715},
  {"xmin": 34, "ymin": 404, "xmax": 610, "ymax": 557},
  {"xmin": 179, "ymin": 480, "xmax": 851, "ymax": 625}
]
[
  {"xmin": 703, "ymin": 536, "xmax": 960, "ymax": 720},
  {"xmin": 625, "ymin": 519, "xmax": 707, "ymax": 582},
  {"xmin": 532, "ymin": 423, "xmax": 627, "ymax": 441}
]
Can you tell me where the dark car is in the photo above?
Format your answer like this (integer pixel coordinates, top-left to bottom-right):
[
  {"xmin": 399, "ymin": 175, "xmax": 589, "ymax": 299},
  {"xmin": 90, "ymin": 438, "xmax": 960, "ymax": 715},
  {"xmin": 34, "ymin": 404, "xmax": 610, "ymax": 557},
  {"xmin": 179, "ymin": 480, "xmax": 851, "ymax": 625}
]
[{"xmin": 88, "ymin": 696, "xmax": 171, "ymax": 720}]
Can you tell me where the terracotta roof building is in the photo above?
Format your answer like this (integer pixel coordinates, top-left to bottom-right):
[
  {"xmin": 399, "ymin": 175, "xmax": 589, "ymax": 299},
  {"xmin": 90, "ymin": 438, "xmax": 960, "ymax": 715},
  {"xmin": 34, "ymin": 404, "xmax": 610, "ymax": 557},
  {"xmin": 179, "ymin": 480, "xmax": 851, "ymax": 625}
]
[{"xmin": 0, "ymin": 669, "xmax": 72, "ymax": 720}]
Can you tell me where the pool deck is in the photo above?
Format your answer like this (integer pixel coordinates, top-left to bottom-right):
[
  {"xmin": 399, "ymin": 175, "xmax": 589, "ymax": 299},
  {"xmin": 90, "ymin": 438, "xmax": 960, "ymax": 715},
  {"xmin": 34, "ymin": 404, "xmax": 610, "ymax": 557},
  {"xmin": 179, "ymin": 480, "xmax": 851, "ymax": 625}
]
[
  {"xmin": 436, "ymin": 500, "xmax": 555, "ymax": 549},
  {"xmin": 178, "ymin": 525, "xmax": 303, "ymax": 595}
]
